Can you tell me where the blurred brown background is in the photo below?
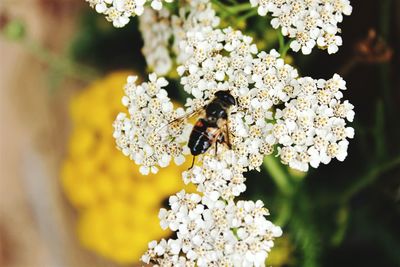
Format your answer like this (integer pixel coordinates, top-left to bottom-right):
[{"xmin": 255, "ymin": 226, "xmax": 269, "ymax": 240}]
[{"xmin": 0, "ymin": 1, "xmax": 95, "ymax": 266}]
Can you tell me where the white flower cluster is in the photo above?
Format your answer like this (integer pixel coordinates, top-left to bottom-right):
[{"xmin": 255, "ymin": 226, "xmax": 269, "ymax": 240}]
[
  {"xmin": 85, "ymin": 0, "xmax": 173, "ymax": 27},
  {"xmin": 250, "ymin": 0, "xmax": 353, "ymax": 54},
  {"xmin": 183, "ymin": 150, "xmax": 247, "ymax": 201},
  {"xmin": 113, "ymin": 74, "xmax": 192, "ymax": 175},
  {"xmin": 114, "ymin": 26, "xmax": 354, "ymax": 174},
  {"xmin": 92, "ymin": 0, "xmax": 356, "ymax": 265},
  {"xmin": 177, "ymin": 27, "xmax": 261, "ymax": 169},
  {"xmin": 142, "ymin": 190, "xmax": 282, "ymax": 266},
  {"xmin": 171, "ymin": 0, "xmax": 220, "ymax": 64},
  {"xmin": 113, "ymin": 69, "xmax": 284, "ymax": 267},
  {"xmin": 272, "ymin": 74, "xmax": 355, "ymax": 171},
  {"xmin": 138, "ymin": 0, "xmax": 220, "ymax": 75},
  {"xmin": 177, "ymin": 27, "xmax": 354, "ymax": 172},
  {"xmin": 139, "ymin": 8, "xmax": 173, "ymax": 75}
]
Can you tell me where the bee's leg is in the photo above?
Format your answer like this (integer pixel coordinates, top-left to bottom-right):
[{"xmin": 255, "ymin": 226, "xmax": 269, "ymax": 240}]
[
  {"xmin": 225, "ymin": 123, "xmax": 232, "ymax": 149},
  {"xmin": 188, "ymin": 156, "xmax": 195, "ymax": 170},
  {"xmin": 213, "ymin": 132, "xmax": 224, "ymax": 156}
]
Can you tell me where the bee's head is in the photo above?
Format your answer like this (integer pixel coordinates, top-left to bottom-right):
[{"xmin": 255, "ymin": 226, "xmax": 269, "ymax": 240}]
[{"xmin": 214, "ymin": 90, "xmax": 236, "ymax": 106}]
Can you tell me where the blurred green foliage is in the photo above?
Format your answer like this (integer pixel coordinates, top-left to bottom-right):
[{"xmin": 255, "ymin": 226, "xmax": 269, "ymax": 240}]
[
  {"xmin": 69, "ymin": 11, "xmax": 146, "ymax": 76},
  {"xmin": 2, "ymin": 19, "xmax": 25, "ymax": 41}
]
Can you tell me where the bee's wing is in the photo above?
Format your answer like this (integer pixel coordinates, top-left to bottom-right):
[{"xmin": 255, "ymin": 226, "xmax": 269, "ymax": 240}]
[
  {"xmin": 156, "ymin": 107, "xmax": 204, "ymax": 133},
  {"xmin": 220, "ymin": 119, "xmax": 232, "ymax": 149}
]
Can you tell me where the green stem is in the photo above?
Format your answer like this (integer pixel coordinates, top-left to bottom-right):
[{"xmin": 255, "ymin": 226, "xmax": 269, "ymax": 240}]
[
  {"xmin": 290, "ymin": 192, "xmax": 320, "ymax": 267},
  {"xmin": 277, "ymin": 31, "xmax": 291, "ymax": 58},
  {"xmin": 340, "ymin": 156, "xmax": 400, "ymax": 203},
  {"xmin": 231, "ymin": 227, "xmax": 239, "ymax": 239},
  {"xmin": 212, "ymin": 0, "xmax": 235, "ymax": 17},
  {"xmin": 379, "ymin": 0, "xmax": 391, "ymax": 40},
  {"xmin": 228, "ymin": 2, "xmax": 252, "ymax": 13},
  {"xmin": 379, "ymin": 0, "xmax": 393, "ymax": 113},
  {"xmin": 278, "ymin": 31, "xmax": 291, "ymax": 58},
  {"xmin": 338, "ymin": 56, "xmax": 358, "ymax": 77},
  {"xmin": 331, "ymin": 205, "xmax": 349, "ymax": 246},
  {"xmin": 282, "ymin": 42, "xmax": 292, "ymax": 58},
  {"xmin": 212, "ymin": 0, "xmax": 253, "ymax": 18},
  {"xmin": 263, "ymin": 156, "xmax": 294, "ymax": 196},
  {"xmin": 278, "ymin": 31, "xmax": 285, "ymax": 51},
  {"xmin": 374, "ymin": 100, "xmax": 386, "ymax": 162},
  {"xmin": 226, "ymin": 0, "xmax": 238, "ymax": 5},
  {"xmin": 25, "ymin": 40, "xmax": 99, "ymax": 83},
  {"xmin": 237, "ymin": 9, "xmax": 258, "ymax": 21},
  {"xmin": 274, "ymin": 197, "xmax": 293, "ymax": 226}
]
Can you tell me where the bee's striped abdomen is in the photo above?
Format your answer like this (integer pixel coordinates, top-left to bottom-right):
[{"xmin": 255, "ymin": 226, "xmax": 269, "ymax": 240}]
[{"xmin": 188, "ymin": 119, "xmax": 214, "ymax": 156}]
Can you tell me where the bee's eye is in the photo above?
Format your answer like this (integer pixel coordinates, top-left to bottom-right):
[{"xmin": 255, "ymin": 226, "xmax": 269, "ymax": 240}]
[{"xmin": 226, "ymin": 95, "xmax": 236, "ymax": 106}]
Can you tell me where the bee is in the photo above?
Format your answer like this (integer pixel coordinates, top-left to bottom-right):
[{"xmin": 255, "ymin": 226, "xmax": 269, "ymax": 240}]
[
  {"xmin": 159, "ymin": 91, "xmax": 237, "ymax": 168},
  {"xmin": 186, "ymin": 91, "xmax": 236, "ymax": 168}
]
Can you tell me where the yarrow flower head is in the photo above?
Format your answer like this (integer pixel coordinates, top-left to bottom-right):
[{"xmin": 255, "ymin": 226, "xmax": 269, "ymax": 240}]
[
  {"xmin": 61, "ymin": 72, "xmax": 194, "ymax": 264},
  {"xmin": 138, "ymin": 0, "xmax": 220, "ymax": 75},
  {"xmin": 139, "ymin": 7, "xmax": 173, "ymax": 75},
  {"xmin": 271, "ymin": 74, "xmax": 355, "ymax": 171},
  {"xmin": 177, "ymin": 27, "xmax": 354, "ymax": 172},
  {"xmin": 85, "ymin": 0, "xmax": 174, "ymax": 27},
  {"xmin": 171, "ymin": 0, "xmax": 220, "ymax": 64},
  {"xmin": 85, "ymin": 1, "xmax": 357, "ymax": 266},
  {"xmin": 177, "ymin": 27, "xmax": 273, "ymax": 171},
  {"xmin": 113, "ymin": 73, "xmax": 192, "ymax": 175},
  {"xmin": 182, "ymin": 150, "xmax": 247, "ymax": 201},
  {"xmin": 142, "ymin": 190, "xmax": 283, "ymax": 267},
  {"xmin": 250, "ymin": 0, "xmax": 353, "ymax": 54},
  {"xmin": 115, "ymin": 26, "xmax": 354, "ymax": 173}
]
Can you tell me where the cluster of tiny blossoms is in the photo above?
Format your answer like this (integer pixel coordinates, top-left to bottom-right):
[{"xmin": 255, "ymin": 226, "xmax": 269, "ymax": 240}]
[
  {"xmin": 113, "ymin": 74, "xmax": 192, "ymax": 175},
  {"xmin": 138, "ymin": 0, "xmax": 220, "ymax": 75},
  {"xmin": 182, "ymin": 150, "xmax": 247, "ymax": 201},
  {"xmin": 114, "ymin": 26, "xmax": 354, "ymax": 173},
  {"xmin": 85, "ymin": 0, "xmax": 173, "ymax": 27},
  {"xmin": 113, "ymin": 71, "xmax": 284, "ymax": 266},
  {"xmin": 250, "ymin": 0, "xmax": 352, "ymax": 54},
  {"xmin": 171, "ymin": 0, "xmax": 220, "ymax": 64},
  {"xmin": 177, "ymin": 27, "xmax": 354, "ymax": 172},
  {"xmin": 61, "ymin": 72, "xmax": 194, "ymax": 263},
  {"xmin": 139, "ymin": 8, "xmax": 173, "ymax": 75},
  {"xmin": 113, "ymin": 27, "xmax": 353, "ymax": 265},
  {"xmin": 142, "ymin": 191, "xmax": 282, "ymax": 266},
  {"xmin": 98, "ymin": 0, "xmax": 356, "ymax": 265},
  {"xmin": 272, "ymin": 74, "xmax": 355, "ymax": 171}
]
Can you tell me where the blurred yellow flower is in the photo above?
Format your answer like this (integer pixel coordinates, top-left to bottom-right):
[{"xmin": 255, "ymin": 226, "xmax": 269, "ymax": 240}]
[
  {"xmin": 266, "ymin": 236, "xmax": 293, "ymax": 266},
  {"xmin": 61, "ymin": 71, "xmax": 192, "ymax": 264}
]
